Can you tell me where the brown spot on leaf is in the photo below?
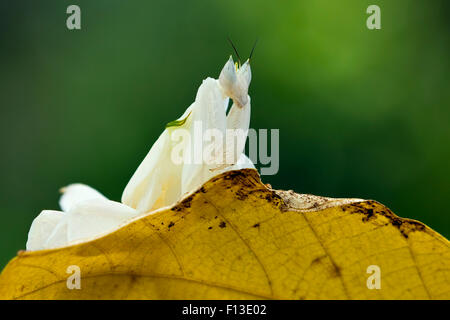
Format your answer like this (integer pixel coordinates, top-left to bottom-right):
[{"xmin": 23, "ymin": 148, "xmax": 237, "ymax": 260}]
[
  {"xmin": 331, "ymin": 265, "xmax": 342, "ymax": 278},
  {"xmin": 236, "ymin": 190, "xmax": 248, "ymax": 201},
  {"xmin": 342, "ymin": 201, "xmax": 428, "ymax": 238},
  {"xmin": 311, "ymin": 255, "xmax": 326, "ymax": 265}
]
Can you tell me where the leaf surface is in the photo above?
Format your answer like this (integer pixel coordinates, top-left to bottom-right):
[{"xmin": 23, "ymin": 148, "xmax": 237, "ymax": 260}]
[{"xmin": 0, "ymin": 169, "xmax": 449, "ymax": 299}]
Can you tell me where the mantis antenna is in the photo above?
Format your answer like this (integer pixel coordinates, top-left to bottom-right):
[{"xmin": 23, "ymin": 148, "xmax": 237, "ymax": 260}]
[
  {"xmin": 249, "ymin": 38, "xmax": 258, "ymax": 62},
  {"xmin": 227, "ymin": 37, "xmax": 242, "ymax": 67}
]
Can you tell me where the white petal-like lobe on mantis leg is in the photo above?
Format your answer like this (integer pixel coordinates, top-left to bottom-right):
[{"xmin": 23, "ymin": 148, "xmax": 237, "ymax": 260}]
[
  {"xmin": 122, "ymin": 129, "xmax": 184, "ymax": 213},
  {"xmin": 59, "ymin": 184, "xmax": 107, "ymax": 212},
  {"xmin": 45, "ymin": 216, "xmax": 69, "ymax": 249},
  {"xmin": 66, "ymin": 199, "xmax": 139, "ymax": 244},
  {"xmin": 223, "ymin": 98, "xmax": 251, "ymax": 167},
  {"xmin": 26, "ymin": 210, "xmax": 66, "ymax": 251},
  {"xmin": 181, "ymin": 78, "xmax": 228, "ymax": 195}
]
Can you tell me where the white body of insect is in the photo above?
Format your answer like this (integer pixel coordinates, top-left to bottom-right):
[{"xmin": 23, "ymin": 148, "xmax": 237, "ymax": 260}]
[{"xmin": 26, "ymin": 57, "xmax": 254, "ymax": 250}]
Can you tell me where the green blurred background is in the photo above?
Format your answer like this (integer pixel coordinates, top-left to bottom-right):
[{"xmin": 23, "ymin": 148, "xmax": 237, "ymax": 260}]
[{"xmin": 1, "ymin": 0, "xmax": 449, "ymax": 268}]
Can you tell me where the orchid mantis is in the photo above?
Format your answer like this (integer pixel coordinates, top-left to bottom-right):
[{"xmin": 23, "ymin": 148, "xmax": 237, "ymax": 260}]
[{"xmin": 26, "ymin": 56, "xmax": 254, "ymax": 250}]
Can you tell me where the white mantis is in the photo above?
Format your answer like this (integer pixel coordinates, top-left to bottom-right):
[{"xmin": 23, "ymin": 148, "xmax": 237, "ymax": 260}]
[{"xmin": 26, "ymin": 55, "xmax": 254, "ymax": 251}]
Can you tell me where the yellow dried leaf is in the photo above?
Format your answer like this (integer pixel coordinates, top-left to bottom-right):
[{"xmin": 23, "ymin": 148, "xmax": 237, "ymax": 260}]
[{"xmin": 0, "ymin": 169, "xmax": 449, "ymax": 299}]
